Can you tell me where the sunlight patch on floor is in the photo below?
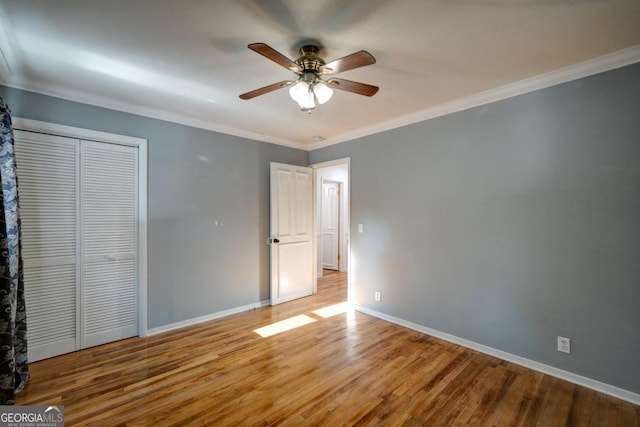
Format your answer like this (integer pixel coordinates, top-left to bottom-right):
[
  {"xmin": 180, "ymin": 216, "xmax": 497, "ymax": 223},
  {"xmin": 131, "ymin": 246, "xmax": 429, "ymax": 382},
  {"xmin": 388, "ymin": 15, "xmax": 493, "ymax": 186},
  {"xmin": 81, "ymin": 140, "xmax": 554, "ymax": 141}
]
[
  {"xmin": 312, "ymin": 301, "xmax": 350, "ymax": 318},
  {"xmin": 253, "ymin": 314, "xmax": 317, "ymax": 338}
]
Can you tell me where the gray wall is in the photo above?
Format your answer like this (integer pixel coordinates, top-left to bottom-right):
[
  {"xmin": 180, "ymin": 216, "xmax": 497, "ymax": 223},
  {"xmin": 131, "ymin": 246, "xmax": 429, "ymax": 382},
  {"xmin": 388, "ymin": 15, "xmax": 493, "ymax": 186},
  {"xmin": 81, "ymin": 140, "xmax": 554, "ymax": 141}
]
[
  {"xmin": 0, "ymin": 85, "xmax": 308, "ymax": 329},
  {"xmin": 310, "ymin": 63, "xmax": 640, "ymax": 394}
]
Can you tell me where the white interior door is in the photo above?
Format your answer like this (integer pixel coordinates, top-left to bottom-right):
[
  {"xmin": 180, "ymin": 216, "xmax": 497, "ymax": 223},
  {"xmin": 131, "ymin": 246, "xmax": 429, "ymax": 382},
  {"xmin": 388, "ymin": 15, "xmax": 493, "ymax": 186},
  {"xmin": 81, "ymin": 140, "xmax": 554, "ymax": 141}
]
[
  {"xmin": 270, "ymin": 163, "xmax": 313, "ymax": 305},
  {"xmin": 321, "ymin": 181, "xmax": 340, "ymax": 270}
]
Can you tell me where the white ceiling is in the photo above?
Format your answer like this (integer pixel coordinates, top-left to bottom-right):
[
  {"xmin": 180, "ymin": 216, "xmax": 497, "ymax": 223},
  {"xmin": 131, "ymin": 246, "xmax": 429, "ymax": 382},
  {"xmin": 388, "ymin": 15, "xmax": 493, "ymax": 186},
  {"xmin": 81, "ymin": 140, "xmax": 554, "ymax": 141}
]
[{"xmin": 1, "ymin": 0, "xmax": 639, "ymax": 150}]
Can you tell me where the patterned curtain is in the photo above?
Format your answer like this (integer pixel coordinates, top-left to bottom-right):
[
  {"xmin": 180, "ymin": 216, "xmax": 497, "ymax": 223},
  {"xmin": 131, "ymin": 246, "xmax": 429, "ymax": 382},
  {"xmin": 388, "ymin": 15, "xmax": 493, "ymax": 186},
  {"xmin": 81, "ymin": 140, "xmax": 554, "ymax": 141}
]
[{"xmin": 0, "ymin": 96, "xmax": 29, "ymax": 404}]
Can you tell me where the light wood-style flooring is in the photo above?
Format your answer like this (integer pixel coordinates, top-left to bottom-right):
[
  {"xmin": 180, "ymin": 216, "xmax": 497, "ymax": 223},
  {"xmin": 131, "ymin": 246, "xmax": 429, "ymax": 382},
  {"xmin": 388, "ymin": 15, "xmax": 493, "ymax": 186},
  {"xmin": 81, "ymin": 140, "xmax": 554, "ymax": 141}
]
[{"xmin": 17, "ymin": 270, "xmax": 640, "ymax": 426}]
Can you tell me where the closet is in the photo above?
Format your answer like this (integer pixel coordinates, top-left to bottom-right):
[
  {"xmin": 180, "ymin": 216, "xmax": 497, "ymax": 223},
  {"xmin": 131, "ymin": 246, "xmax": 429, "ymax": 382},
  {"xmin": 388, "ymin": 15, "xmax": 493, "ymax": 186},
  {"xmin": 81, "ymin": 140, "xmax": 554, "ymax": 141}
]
[{"xmin": 14, "ymin": 128, "xmax": 141, "ymax": 361}]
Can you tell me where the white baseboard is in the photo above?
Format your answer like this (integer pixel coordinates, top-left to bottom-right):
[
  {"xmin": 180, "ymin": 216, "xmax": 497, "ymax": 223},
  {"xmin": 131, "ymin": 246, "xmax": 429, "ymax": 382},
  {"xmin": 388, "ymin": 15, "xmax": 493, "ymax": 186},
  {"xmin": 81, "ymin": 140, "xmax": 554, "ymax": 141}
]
[
  {"xmin": 355, "ymin": 305, "xmax": 640, "ymax": 405},
  {"xmin": 145, "ymin": 300, "xmax": 270, "ymax": 336}
]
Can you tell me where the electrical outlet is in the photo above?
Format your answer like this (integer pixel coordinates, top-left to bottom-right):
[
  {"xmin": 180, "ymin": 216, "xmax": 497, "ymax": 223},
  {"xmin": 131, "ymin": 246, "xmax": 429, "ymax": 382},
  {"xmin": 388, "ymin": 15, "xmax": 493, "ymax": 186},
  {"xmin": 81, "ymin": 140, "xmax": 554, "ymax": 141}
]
[
  {"xmin": 557, "ymin": 336, "xmax": 571, "ymax": 354},
  {"xmin": 374, "ymin": 291, "xmax": 381, "ymax": 302}
]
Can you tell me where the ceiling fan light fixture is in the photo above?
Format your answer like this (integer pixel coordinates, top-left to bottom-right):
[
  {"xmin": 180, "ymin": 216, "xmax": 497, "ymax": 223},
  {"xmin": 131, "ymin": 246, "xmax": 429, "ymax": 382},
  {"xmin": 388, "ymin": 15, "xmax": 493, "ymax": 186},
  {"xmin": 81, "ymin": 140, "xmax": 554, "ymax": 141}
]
[
  {"xmin": 298, "ymin": 87, "xmax": 316, "ymax": 110},
  {"xmin": 289, "ymin": 80, "xmax": 309, "ymax": 104},
  {"xmin": 313, "ymin": 81, "xmax": 333, "ymax": 104},
  {"xmin": 289, "ymin": 79, "xmax": 332, "ymax": 110}
]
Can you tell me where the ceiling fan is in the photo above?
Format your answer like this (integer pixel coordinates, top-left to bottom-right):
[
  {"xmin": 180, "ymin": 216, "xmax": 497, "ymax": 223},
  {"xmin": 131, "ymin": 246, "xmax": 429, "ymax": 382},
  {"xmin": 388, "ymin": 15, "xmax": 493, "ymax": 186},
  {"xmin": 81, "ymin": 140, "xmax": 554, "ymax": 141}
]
[{"xmin": 239, "ymin": 43, "xmax": 379, "ymax": 111}]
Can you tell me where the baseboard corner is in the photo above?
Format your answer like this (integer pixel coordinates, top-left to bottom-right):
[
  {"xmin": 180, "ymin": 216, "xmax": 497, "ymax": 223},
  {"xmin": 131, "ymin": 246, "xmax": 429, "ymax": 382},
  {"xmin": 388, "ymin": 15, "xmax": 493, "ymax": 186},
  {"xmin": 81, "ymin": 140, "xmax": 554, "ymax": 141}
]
[{"xmin": 354, "ymin": 305, "xmax": 640, "ymax": 406}]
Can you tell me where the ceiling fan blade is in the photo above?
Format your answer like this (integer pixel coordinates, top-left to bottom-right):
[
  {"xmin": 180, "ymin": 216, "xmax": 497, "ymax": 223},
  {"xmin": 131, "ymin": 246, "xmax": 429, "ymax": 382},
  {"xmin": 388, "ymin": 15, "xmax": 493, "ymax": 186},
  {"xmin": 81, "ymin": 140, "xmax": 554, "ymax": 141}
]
[
  {"xmin": 239, "ymin": 81, "xmax": 294, "ymax": 100},
  {"xmin": 248, "ymin": 43, "xmax": 301, "ymax": 73},
  {"xmin": 327, "ymin": 78, "xmax": 379, "ymax": 97},
  {"xmin": 320, "ymin": 50, "xmax": 376, "ymax": 75}
]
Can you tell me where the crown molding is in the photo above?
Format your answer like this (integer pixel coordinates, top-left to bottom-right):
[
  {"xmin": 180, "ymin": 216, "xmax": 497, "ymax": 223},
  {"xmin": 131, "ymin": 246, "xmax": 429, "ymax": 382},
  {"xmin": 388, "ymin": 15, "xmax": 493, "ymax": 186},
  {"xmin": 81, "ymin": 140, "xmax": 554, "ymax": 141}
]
[
  {"xmin": 1, "ymin": 77, "xmax": 308, "ymax": 151},
  {"xmin": 310, "ymin": 44, "xmax": 640, "ymax": 151},
  {"xmin": 0, "ymin": 25, "xmax": 12, "ymax": 82},
  {"xmin": 3, "ymin": 44, "xmax": 639, "ymax": 152},
  {"xmin": 0, "ymin": 49, "xmax": 9, "ymax": 82},
  {"xmin": 0, "ymin": 4, "xmax": 18, "ymax": 82}
]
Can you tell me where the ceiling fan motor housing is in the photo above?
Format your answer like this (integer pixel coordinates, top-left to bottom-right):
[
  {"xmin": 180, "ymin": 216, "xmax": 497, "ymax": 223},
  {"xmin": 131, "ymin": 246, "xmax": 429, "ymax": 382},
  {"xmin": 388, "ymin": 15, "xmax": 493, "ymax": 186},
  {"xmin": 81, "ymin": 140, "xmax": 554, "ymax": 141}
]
[{"xmin": 296, "ymin": 45, "xmax": 325, "ymax": 74}]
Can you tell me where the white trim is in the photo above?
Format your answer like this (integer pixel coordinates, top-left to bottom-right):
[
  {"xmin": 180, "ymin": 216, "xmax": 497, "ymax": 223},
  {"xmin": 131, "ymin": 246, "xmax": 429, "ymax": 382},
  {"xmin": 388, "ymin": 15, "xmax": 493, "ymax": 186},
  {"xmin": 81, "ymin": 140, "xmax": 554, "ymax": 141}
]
[
  {"xmin": 12, "ymin": 117, "xmax": 150, "ymax": 338},
  {"xmin": 0, "ymin": 3, "xmax": 18, "ymax": 82},
  {"xmin": 3, "ymin": 78, "xmax": 307, "ymax": 150},
  {"xmin": 309, "ymin": 44, "xmax": 640, "ymax": 150},
  {"xmin": 312, "ymin": 172, "xmax": 319, "ymax": 289},
  {"xmin": 311, "ymin": 157, "xmax": 352, "ymax": 170},
  {"xmin": 146, "ymin": 300, "xmax": 270, "ymax": 336},
  {"xmin": 137, "ymin": 138, "xmax": 148, "ymax": 337},
  {"xmin": 14, "ymin": 117, "xmax": 145, "ymax": 147},
  {"xmin": 355, "ymin": 305, "xmax": 640, "ymax": 405},
  {"xmin": 0, "ymin": 48, "xmax": 10, "ymax": 82},
  {"xmin": 4, "ymin": 45, "xmax": 639, "ymax": 151}
]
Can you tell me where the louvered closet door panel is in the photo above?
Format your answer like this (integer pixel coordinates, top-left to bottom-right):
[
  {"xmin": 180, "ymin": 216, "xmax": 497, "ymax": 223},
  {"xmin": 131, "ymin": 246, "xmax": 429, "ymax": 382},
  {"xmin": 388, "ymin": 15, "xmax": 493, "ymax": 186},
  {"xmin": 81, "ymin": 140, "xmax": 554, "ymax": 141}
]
[
  {"xmin": 14, "ymin": 130, "xmax": 79, "ymax": 362},
  {"xmin": 81, "ymin": 140, "xmax": 138, "ymax": 348}
]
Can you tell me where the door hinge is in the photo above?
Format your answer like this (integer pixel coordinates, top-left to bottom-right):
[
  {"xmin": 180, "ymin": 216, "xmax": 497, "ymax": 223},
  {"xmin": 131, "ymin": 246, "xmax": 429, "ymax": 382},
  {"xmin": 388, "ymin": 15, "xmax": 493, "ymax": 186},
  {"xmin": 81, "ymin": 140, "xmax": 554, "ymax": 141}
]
[{"xmin": 337, "ymin": 254, "xmax": 341, "ymax": 261}]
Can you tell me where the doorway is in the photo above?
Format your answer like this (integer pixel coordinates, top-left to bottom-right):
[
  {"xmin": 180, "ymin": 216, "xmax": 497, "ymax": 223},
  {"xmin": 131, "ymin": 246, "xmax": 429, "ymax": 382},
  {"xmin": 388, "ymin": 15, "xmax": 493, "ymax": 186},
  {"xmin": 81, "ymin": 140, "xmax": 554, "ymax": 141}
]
[{"xmin": 313, "ymin": 158, "xmax": 350, "ymax": 296}]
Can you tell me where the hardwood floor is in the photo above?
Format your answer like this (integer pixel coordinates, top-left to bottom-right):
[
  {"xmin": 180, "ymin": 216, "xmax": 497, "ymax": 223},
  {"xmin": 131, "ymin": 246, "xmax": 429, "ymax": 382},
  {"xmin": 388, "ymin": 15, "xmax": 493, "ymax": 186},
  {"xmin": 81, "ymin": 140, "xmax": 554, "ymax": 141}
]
[{"xmin": 18, "ymin": 270, "xmax": 640, "ymax": 426}]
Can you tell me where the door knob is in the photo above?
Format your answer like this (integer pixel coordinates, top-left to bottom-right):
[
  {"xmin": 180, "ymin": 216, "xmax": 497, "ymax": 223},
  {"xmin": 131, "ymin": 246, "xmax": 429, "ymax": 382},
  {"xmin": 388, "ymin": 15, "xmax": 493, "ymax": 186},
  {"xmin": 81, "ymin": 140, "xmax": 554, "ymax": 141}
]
[{"xmin": 273, "ymin": 238, "xmax": 280, "ymax": 244}]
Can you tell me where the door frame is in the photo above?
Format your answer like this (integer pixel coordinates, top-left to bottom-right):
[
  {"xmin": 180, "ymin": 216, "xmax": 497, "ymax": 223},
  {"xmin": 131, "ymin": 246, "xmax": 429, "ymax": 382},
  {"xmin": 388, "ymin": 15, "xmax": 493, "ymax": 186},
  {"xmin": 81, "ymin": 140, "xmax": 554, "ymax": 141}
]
[
  {"xmin": 13, "ymin": 117, "xmax": 149, "ymax": 336},
  {"xmin": 312, "ymin": 157, "xmax": 351, "ymax": 299}
]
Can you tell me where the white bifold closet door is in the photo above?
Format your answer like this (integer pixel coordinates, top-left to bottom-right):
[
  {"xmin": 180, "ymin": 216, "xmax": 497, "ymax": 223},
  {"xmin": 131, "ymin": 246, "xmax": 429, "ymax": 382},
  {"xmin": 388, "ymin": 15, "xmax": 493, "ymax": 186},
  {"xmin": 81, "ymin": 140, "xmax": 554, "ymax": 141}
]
[
  {"xmin": 14, "ymin": 130, "xmax": 138, "ymax": 362},
  {"xmin": 81, "ymin": 140, "xmax": 138, "ymax": 348},
  {"xmin": 15, "ymin": 131, "xmax": 79, "ymax": 361}
]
